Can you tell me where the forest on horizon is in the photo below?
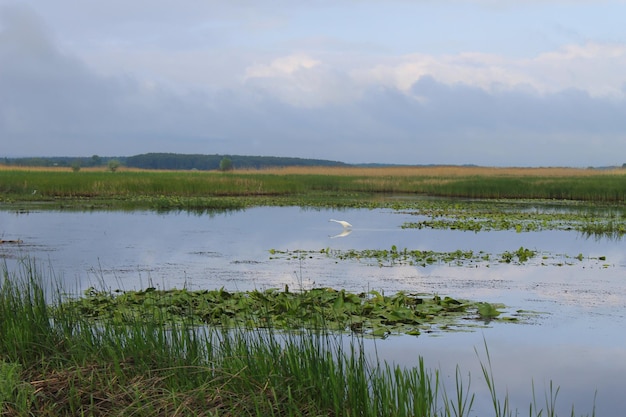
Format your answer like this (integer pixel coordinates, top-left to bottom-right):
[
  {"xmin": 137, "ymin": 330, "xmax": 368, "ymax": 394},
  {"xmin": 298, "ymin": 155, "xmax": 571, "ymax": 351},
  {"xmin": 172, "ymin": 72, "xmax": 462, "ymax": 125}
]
[{"xmin": 2, "ymin": 153, "xmax": 350, "ymax": 170}]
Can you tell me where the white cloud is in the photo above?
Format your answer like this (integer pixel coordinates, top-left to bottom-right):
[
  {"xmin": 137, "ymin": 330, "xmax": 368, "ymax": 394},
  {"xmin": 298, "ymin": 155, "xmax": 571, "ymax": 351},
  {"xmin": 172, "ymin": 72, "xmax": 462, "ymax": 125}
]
[
  {"xmin": 347, "ymin": 42, "xmax": 626, "ymax": 101},
  {"xmin": 243, "ymin": 54, "xmax": 362, "ymax": 107},
  {"xmin": 245, "ymin": 53, "xmax": 321, "ymax": 78},
  {"xmin": 201, "ymin": 40, "xmax": 626, "ymax": 111},
  {"xmin": 527, "ymin": 42, "xmax": 626, "ymax": 97}
]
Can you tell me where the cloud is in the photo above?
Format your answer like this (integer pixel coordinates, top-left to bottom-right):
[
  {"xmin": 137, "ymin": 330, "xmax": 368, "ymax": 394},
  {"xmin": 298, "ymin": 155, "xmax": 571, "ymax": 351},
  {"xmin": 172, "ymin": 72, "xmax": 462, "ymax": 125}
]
[
  {"xmin": 0, "ymin": 5, "xmax": 225, "ymax": 155},
  {"xmin": 2, "ymin": 4, "xmax": 626, "ymax": 166},
  {"xmin": 243, "ymin": 54, "xmax": 363, "ymax": 107},
  {"xmin": 405, "ymin": 75, "xmax": 626, "ymax": 134},
  {"xmin": 0, "ymin": 6, "xmax": 110, "ymax": 142},
  {"xmin": 349, "ymin": 42, "xmax": 626, "ymax": 99},
  {"xmin": 245, "ymin": 54, "xmax": 321, "ymax": 78}
]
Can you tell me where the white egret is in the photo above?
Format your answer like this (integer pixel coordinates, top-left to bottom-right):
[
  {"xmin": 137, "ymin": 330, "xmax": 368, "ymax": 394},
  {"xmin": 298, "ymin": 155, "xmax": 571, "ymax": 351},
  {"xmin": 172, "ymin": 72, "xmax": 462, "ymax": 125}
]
[{"xmin": 329, "ymin": 219, "xmax": 352, "ymax": 228}]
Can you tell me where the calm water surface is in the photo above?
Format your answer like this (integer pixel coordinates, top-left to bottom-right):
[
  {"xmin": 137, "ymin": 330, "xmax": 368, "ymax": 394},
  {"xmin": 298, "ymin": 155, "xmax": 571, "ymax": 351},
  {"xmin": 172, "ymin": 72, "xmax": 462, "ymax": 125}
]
[{"xmin": 1, "ymin": 206, "xmax": 624, "ymax": 415}]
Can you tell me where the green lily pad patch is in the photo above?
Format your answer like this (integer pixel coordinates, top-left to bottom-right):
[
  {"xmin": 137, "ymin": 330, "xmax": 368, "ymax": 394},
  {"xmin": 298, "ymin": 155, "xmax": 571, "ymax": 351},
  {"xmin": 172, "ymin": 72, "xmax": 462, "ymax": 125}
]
[
  {"xmin": 270, "ymin": 246, "xmax": 538, "ymax": 266},
  {"xmin": 62, "ymin": 287, "xmax": 526, "ymax": 337},
  {"xmin": 270, "ymin": 246, "xmax": 611, "ymax": 267},
  {"xmin": 399, "ymin": 200, "xmax": 626, "ymax": 239}
]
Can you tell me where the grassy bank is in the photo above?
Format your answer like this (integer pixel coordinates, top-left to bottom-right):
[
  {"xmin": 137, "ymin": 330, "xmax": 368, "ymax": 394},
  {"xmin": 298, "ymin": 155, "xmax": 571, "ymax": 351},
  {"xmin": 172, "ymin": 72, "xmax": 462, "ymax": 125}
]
[
  {"xmin": 2, "ymin": 166, "xmax": 626, "ymax": 210},
  {"xmin": 0, "ymin": 262, "xmax": 595, "ymax": 416}
]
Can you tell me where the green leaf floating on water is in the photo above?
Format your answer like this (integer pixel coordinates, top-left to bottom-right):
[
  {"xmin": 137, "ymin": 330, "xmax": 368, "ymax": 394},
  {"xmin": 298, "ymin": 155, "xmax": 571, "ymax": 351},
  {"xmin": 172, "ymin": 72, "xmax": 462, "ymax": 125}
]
[
  {"xmin": 61, "ymin": 287, "xmax": 524, "ymax": 337},
  {"xmin": 476, "ymin": 302, "xmax": 502, "ymax": 320}
]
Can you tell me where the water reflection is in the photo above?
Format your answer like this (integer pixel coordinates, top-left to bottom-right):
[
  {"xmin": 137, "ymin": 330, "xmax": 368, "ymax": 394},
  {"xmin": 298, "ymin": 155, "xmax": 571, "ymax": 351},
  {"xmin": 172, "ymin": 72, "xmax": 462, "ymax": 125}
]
[
  {"xmin": 330, "ymin": 229, "xmax": 352, "ymax": 238},
  {"xmin": 1, "ymin": 206, "xmax": 625, "ymax": 415}
]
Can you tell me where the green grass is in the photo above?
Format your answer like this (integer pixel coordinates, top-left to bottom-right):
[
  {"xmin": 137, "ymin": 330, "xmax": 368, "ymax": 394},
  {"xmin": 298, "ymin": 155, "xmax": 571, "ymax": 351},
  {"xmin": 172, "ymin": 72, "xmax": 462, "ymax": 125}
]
[
  {"xmin": 2, "ymin": 168, "xmax": 626, "ymax": 211},
  {"xmin": 0, "ymin": 260, "xmax": 596, "ymax": 416}
]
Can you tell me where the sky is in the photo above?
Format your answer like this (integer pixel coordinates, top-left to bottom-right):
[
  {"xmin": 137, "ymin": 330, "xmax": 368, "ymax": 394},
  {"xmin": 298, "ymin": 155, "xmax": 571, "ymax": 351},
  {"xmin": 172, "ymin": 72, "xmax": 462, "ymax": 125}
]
[{"xmin": 1, "ymin": 1, "xmax": 626, "ymax": 166}]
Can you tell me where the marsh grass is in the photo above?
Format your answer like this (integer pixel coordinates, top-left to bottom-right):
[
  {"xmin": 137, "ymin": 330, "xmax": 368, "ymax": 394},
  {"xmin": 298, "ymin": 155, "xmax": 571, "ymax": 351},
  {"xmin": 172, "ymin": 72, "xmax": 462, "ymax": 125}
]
[
  {"xmin": 2, "ymin": 166, "xmax": 626, "ymax": 207},
  {"xmin": 0, "ymin": 261, "xmax": 598, "ymax": 416},
  {"xmin": 250, "ymin": 166, "xmax": 623, "ymax": 177}
]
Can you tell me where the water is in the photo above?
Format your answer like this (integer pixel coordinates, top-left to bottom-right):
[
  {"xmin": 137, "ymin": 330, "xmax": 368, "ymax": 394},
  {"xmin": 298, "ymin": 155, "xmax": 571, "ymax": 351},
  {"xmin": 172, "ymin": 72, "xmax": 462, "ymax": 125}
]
[{"xmin": 1, "ymin": 206, "xmax": 624, "ymax": 415}]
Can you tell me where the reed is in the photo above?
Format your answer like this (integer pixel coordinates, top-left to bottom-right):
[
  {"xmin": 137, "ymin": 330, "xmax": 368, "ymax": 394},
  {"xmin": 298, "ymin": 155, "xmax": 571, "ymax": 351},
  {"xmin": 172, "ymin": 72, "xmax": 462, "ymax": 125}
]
[
  {"xmin": 2, "ymin": 166, "xmax": 626, "ymax": 205},
  {"xmin": 0, "ymin": 261, "xmax": 596, "ymax": 416},
  {"xmin": 252, "ymin": 165, "xmax": 624, "ymax": 177}
]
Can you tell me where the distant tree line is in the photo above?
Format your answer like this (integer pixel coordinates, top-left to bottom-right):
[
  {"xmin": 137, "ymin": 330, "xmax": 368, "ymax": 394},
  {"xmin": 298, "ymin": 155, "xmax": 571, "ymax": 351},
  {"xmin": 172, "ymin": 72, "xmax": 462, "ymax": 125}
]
[
  {"xmin": 2, "ymin": 153, "xmax": 348, "ymax": 170},
  {"xmin": 122, "ymin": 153, "xmax": 347, "ymax": 170},
  {"xmin": 2, "ymin": 155, "xmax": 120, "ymax": 168},
  {"xmin": 124, "ymin": 153, "xmax": 346, "ymax": 171}
]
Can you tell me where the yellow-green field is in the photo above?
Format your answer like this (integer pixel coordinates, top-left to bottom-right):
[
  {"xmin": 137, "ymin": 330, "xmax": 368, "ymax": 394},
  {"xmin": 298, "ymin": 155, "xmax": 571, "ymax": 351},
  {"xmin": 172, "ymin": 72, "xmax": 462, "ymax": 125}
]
[
  {"xmin": 2, "ymin": 165, "xmax": 626, "ymax": 207},
  {"xmin": 251, "ymin": 165, "xmax": 625, "ymax": 177}
]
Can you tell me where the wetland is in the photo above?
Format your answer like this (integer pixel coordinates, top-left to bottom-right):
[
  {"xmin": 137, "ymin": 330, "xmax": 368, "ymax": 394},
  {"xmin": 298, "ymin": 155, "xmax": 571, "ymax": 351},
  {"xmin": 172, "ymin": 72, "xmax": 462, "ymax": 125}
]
[{"xmin": 1, "ymin": 166, "xmax": 626, "ymax": 415}]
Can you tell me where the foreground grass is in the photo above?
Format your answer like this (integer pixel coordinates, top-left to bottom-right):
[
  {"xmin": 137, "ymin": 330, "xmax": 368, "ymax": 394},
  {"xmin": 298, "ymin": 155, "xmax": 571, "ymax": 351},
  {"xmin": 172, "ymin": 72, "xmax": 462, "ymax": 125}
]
[
  {"xmin": 0, "ymin": 262, "xmax": 595, "ymax": 416},
  {"xmin": 2, "ymin": 166, "xmax": 626, "ymax": 211}
]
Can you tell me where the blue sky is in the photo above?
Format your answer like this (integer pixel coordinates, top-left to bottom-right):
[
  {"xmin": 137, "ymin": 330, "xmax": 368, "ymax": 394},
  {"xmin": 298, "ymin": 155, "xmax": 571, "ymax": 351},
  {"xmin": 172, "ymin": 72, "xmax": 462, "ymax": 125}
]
[{"xmin": 1, "ymin": 1, "xmax": 626, "ymax": 166}]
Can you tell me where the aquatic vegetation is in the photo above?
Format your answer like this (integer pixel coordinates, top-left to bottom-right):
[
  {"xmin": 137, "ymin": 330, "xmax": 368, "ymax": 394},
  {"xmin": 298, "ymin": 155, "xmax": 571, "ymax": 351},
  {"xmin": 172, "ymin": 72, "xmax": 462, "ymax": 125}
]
[
  {"xmin": 400, "ymin": 199, "xmax": 626, "ymax": 239},
  {"xmin": 0, "ymin": 261, "xmax": 598, "ymax": 416},
  {"xmin": 4, "ymin": 168, "xmax": 623, "ymax": 241},
  {"xmin": 271, "ymin": 246, "xmax": 612, "ymax": 269},
  {"xmin": 578, "ymin": 219, "xmax": 626, "ymax": 240},
  {"xmin": 476, "ymin": 302, "xmax": 502, "ymax": 320},
  {"xmin": 271, "ymin": 246, "xmax": 541, "ymax": 267},
  {"xmin": 3, "ymin": 166, "xmax": 626, "ymax": 211},
  {"xmin": 0, "ymin": 166, "xmax": 616, "ymax": 415},
  {"xmin": 500, "ymin": 247, "xmax": 537, "ymax": 264},
  {"xmin": 64, "ymin": 286, "xmax": 512, "ymax": 337}
]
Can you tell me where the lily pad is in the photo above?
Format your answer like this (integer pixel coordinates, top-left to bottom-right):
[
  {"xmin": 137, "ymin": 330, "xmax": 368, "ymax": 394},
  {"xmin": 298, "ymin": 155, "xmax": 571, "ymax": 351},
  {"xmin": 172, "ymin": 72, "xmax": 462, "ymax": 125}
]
[{"xmin": 60, "ymin": 287, "xmax": 527, "ymax": 337}]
